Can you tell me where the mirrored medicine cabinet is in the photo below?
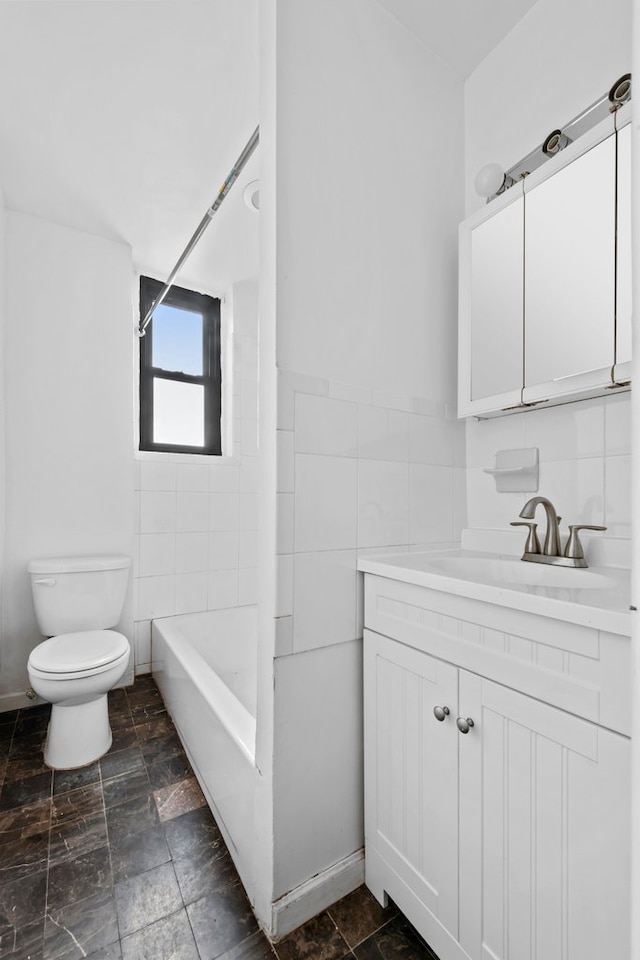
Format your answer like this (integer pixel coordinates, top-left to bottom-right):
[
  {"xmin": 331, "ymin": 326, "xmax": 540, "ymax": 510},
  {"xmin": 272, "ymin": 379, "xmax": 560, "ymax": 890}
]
[{"xmin": 458, "ymin": 102, "xmax": 631, "ymax": 419}]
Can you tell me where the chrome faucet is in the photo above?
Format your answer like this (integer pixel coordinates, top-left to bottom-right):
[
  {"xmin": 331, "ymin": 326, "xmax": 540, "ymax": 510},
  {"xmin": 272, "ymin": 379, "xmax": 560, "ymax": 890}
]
[{"xmin": 511, "ymin": 496, "xmax": 606, "ymax": 568}]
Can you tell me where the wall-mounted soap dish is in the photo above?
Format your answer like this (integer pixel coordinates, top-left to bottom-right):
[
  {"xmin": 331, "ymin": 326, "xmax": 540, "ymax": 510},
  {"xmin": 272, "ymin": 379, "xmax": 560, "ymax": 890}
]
[{"xmin": 484, "ymin": 447, "xmax": 539, "ymax": 493}]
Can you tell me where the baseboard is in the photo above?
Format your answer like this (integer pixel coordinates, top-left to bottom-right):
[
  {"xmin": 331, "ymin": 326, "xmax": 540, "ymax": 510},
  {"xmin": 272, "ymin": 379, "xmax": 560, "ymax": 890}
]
[
  {"xmin": 0, "ymin": 690, "xmax": 45, "ymax": 713},
  {"xmin": 270, "ymin": 849, "xmax": 364, "ymax": 940}
]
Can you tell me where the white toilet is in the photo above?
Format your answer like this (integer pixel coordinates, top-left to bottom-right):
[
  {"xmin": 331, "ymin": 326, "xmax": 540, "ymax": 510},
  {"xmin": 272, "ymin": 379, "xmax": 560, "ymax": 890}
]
[{"xmin": 27, "ymin": 554, "xmax": 131, "ymax": 770}]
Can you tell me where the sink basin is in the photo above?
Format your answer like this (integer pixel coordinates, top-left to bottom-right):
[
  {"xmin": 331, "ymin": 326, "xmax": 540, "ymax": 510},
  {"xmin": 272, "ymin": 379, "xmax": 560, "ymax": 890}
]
[{"xmin": 421, "ymin": 556, "xmax": 616, "ymax": 589}]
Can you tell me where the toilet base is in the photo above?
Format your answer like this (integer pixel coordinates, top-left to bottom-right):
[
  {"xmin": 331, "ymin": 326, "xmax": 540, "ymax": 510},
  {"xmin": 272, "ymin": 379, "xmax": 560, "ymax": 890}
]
[{"xmin": 44, "ymin": 694, "xmax": 113, "ymax": 769}]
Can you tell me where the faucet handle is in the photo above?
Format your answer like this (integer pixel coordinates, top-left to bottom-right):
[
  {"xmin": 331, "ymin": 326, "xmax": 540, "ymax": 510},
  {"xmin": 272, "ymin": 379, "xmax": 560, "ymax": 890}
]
[
  {"xmin": 510, "ymin": 521, "xmax": 541, "ymax": 555},
  {"xmin": 564, "ymin": 524, "xmax": 607, "ymax": 560}
]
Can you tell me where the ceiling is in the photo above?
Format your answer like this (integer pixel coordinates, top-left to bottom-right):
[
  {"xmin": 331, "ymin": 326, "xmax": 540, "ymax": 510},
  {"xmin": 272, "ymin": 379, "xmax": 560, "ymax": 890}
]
[
  {"xmin": 0, "ymin": 1, "xmax": 260, "ymax": 293},
  {"xmin": 0, "ymin": 1, "xmax": 537, "ymax": 293},
  {"xmin": 375, "ymin": 0, "xmax": 539, "ymax": 79}
]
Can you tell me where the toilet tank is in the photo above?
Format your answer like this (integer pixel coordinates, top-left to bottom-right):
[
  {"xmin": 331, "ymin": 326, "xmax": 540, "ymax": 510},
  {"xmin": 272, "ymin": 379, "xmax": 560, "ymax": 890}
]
[{"xmin": 28, "ymin": 555, "xmax": 131, "ymax": 636}]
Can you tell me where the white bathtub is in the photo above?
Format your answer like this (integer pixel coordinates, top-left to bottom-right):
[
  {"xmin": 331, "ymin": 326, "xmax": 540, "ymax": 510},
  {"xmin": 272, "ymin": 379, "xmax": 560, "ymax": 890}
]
[{"xmin": 152, "ymin": 606, "xmax": 258, "ymax": 890}]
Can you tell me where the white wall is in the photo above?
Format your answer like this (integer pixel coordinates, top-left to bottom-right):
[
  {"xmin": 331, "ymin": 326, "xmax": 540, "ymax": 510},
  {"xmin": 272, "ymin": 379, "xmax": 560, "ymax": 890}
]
[
  {"xmin": 463, "ymin": 0, "xmax": 632, "ymax": 559},
  {"xmin": 132, "ymin": 280, "xmax": 259, "ymax": 674},
  {"xmin": 2, "ymin": 211, "xmax": 135, "ymax": 704},
  {"xmin": 269, "ymin": 0, "xmax": 465, "ymax": 918}
]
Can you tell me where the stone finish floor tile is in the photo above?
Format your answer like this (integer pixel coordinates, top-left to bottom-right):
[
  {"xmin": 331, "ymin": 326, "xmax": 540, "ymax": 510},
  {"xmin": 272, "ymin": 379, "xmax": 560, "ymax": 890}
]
[
  {"xmin": 44, "ymin": 889, "xmax": 119, "ymax": 960},
  {"xmin": 0, "ymin": 676, "xmax": 440, "ymax": 960},
  {"xmin": 327, "ymin": 886, "xmax": 397, "ymax": 950},
  {"xmin": 114, "ymin": 861, "xmax": 183, "ymax": 938},
  {"xmin": 154, "ymin": 775, "xmax": 207, "ymax": 821},
  {"xmin": 274, "ymin": 913, "xmax": 351, "ymax": 960},
  {"xmin": 120, "ymin": 908, "xmax": 199, "ymax": 960}
]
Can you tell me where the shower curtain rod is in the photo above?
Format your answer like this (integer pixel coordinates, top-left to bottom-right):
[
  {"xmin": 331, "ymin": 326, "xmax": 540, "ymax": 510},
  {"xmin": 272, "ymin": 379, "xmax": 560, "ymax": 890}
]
[{"xmin": 137, "ymin": 125, "xmax": 260, "ymax": 336}]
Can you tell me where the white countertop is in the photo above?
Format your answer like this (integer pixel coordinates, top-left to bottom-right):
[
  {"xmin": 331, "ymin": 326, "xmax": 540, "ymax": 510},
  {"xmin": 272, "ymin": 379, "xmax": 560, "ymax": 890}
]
[{"xmin": 357, "ymin": 547, "xmax": 632, "ymax": 636}]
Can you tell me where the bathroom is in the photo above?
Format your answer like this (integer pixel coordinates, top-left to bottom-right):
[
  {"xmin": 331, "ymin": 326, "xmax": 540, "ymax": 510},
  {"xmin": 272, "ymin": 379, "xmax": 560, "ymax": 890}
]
[{"xmin": 0, "ymin": 0, "xmax": 637, "ymax": 958}]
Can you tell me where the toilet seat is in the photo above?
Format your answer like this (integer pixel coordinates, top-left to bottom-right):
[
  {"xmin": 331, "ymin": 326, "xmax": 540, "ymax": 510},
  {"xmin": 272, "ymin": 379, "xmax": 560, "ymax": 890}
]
[{"xmin": 28, "ymin": 630, "xmax": 129, "ymax": 680}]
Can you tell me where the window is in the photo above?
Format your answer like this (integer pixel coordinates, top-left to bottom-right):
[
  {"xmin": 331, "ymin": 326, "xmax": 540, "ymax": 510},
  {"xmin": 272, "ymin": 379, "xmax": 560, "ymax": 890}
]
[{"xmin": 139, "ymin": 276, "xmax": 221, "ymax": 455}]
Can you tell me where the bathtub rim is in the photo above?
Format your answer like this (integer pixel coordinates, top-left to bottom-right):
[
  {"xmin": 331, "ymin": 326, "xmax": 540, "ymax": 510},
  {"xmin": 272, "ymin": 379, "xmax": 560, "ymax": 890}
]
[{"xmin": 152, "ymin": 608, "xmax": 257, "ymax": 764}]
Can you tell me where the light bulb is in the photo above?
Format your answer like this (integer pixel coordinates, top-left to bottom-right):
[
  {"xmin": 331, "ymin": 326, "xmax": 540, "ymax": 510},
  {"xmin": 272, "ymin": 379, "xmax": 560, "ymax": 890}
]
[{"xmin": 474, "ymin": 162, "xmax": 506, "ymax": 198}]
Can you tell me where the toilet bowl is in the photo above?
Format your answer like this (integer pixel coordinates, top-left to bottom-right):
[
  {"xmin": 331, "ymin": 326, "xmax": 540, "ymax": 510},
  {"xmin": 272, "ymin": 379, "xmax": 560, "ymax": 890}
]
[
  {"xmin": 28, "ymin": 630, "xmax": 130, "ymax": 768},
  {"xmin": 27, "ymin": 555, "xmax": 131, "ymax": 770}
]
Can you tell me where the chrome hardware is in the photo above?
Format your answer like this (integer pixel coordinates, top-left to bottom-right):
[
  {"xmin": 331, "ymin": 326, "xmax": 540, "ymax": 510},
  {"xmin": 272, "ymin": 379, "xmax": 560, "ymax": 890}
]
[
  {"xmin": 512, "ymin": 497, "xmax": 607, "ymax": 568},
  {"xmin": 518, "ymin": 496, "xmax": 561, "ymax": 556},
  {"xmin": 456, "ymin": 717, "xmax": 474, "ymax": 734},
  {"xmin": 509, "ymin": 521, "xmax": 540, "ymax": 554},
  {"xmin": 25, "ymin": 687, "xmax": 37, "ymax": 700},
  {"xmin": 433, "ymin": 705, "xmax": 450, "ymax": 722},
  {"xmin": 33, "ymin": 577, "xmax": 56, "ymax": 586},
  {"xmin": 564, "ymin": 524, "xmax": 607, "ymax": 560}
]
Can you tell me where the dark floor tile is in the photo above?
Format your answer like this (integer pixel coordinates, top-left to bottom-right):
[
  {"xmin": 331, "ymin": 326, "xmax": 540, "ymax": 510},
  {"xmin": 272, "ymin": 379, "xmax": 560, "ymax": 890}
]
[
  {"xmin": 4, "ymin": 751, "xmax": 49, "ymax": 781},
  {"xmin": 107, "ymin": 688, "xmax": 129, "ymax": 712},
  {"xmin": 172, "ymin": 838, "xmax": 236, "ymax": 906},
  {"xmin": 86, "ymin": 943, "xmax": 122, "ymax": 960},
  {"xmin": 102, "ymin": 766, "xmax": 150, "ymax": 809},
  {"xmin": 162, "ymin": 804, "xmax": 222, "ymax": 861},
  {"xmin": 154, "ymin": 776, "xmax": 206, "ymax": 822},
  {"xmin": 128, "ymin": 688, "xmax": 166, "ymax": 720},
  {"xmin": 47, "ymin": 846, "xmax": 112, "ymax": 911},
  {"xmin": 138, "ymin": 731, "xmax": 186, "ymax": 765},
  {"xmin": 49, "ymin": 785, "xmax": 108, "ymax": 866},
  {"xmin": 146, "ymin": 753, "xmax": 193, "ymax": 791},
  {"xmin": 127, "ymin": 675, "xmax": 156, "ymax": 694},
  {"xmin": 218, "ymin": 930, "xmax": 278, "ymax": 960},
  {"xmin": 0, "ymin": 797, "xmax": 51, "ymax": 842},
  {"xmin": 106, "ymin": 726, "xmax": 138, "ymax": 755},
  {"xmin": 187, "ymin": 881, "xmax": 259, "ymax": 960},
  {"xmin": 0, "ymin": 869, "xmax": 47, "ymax": 928},
  {"xmin": 100, "ymin": 745, "xmax": 145, "ymax": 785},
  {"xmin": 53, "ymin": 761, "xmax": 101, "ymax": 796},
  {"xmin": 44, "ymin": 889, "xmax": 119, "ymax": 960},
  {"xmin": 135, "ymin": 714, "xmax": 175, "ymax": 743},
  {"xmin": 104, "ymin": 791, "xmax": 159, "ymax": 842},
  {"xmin": 0, "ymin": 916, "xmax": 44, "ymax": 959},
  {"xmin": 107, "ymin": 690, "xmax": 133, "ymax": 733},
  {"xmin": 353, "ymin": 917, "xmax": 439, "ymax": 960},
  {"xmin": 114, "ymin": 861, "xmax": 183, "ymax": 938},
  {"xmin": 14, "ymin": 707, "xmax": 50, "ymax": 739},
  {"xmin": 275, "ymin": 913, "xmax": 351, "ymax": 960},
  {"xmin": 328, "ymin": 887, "xmax": 396, "ymax": 950},
  {"xmin": 120, "ymin": 907, "xmax": 198, "ymax": 960},
  {"xmin": 0, "ymin": 831, "xmax": 50, "ymax": 886},
  {"xmin": 8, "ymin": 731, "xmax": 47, "ymax": 763},
  {"xmin": 52, "ymin": 783, "xmax": 104, "ymax": 826},
  {"xmin": 109, "ymin": 823, "xmax": 171, "ymax": 883},
  {"xmin": 0, "ymin": 770, "xmax": 52, "ymax": 811}
]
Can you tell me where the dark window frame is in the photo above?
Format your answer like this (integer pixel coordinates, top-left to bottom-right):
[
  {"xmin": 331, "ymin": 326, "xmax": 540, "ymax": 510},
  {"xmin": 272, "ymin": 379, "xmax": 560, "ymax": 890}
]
[{"xmin": 139, "ymin": 276, "xmax": 222, "ymax": 455}]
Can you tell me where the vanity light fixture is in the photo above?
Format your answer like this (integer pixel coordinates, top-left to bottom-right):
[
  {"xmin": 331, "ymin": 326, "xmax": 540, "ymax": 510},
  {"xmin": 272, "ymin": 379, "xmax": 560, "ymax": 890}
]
[
  {"xmin": 474, "ymin": 72, "xmax": 631, "ymax": 202},
  {"xmin": 474, "ymin": 163, "xmax": 515, "ymax": 199}
]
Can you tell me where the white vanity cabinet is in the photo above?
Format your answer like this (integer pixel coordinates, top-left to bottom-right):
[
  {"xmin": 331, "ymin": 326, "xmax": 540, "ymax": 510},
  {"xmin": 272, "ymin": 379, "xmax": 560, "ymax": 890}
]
[
  {"xmin": 458, "ymin": 103, "xmax": 632, "ymax": 418},
  {"xmin": 363, "ymin": 574, "xmax": 630, "ymax": 960}
]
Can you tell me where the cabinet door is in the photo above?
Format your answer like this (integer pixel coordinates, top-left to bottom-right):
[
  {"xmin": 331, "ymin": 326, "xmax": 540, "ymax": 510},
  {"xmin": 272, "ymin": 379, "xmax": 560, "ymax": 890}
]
[
  {"xmin": 614, "ymin": 119, "xmax": 632, "ymax": 382},
  {"xmin": 459, "ymin": 672, "xmax": 630, "ymax": 960},
  {"xmin": 458, "ymin": 185, "xmax": 524, "ymax": 418},
  {"xmin": 363, "ymin": 631, "xmax": 460, "ymax": 940},
  {"xmin": 523, "ymin": 134, "xmax": 616, "ymax": 403}
]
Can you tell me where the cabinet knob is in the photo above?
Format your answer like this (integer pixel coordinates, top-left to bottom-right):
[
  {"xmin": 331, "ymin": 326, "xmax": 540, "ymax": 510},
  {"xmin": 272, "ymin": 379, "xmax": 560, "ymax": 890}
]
[
  {"xmin": 433, "ymin": 705, "xmax": 450, "ymax": 722},
  {"xmin": 456, "ymin": 717, "xmax": 475, "ymax": 734}
]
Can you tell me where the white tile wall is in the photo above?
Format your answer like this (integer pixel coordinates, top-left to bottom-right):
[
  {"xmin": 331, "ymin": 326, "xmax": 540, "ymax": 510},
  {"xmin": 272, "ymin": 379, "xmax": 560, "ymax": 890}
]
[
  {"xmin": 465, "ymin": 393, "xmax": 631, "ymax": 555},
  {"xmin": 278, "ymin": 369, "xmax": 463, "ymax": 658},
  {"xmin": 132, "ymin": 287, "xmax": 259, "ymax": 674},
  {"xmin": 294, "ymin": 454, "xmax": 358, "ymax": 552}
]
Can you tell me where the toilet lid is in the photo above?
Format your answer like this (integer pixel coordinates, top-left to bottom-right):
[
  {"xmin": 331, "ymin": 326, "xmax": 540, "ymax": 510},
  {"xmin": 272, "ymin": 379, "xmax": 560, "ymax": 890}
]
[{"xmin": 29, "ymin": 630, "xmax": 129, "ymax": 674}]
